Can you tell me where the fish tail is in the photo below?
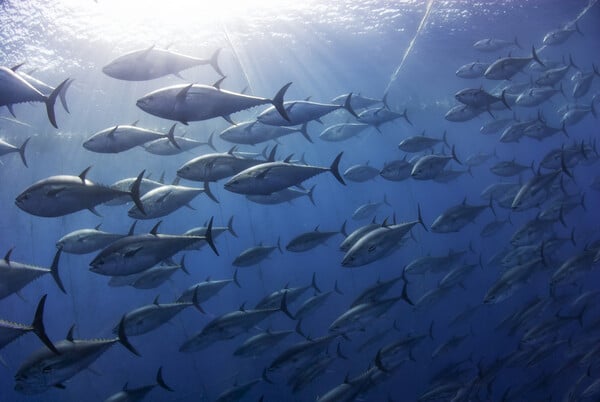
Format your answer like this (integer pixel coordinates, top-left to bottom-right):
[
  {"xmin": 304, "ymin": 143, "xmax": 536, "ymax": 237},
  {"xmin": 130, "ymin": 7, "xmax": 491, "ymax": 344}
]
[
  {"xmin": 514, "ymin": 36, "xmax": 522, "ymax": 49},
  {"xmin": 568, "ymin": 54, "xmax": 579, "ymax": 70},
  {"xmin": 227, "ymin": 215, "xmax": 238, "ymax": 237},
  {"xmin": 18, "ymin": 137, "xmax": 30, "ymax": 167},
  {"xmin": 531, "ymin": 46, "xmax": 544, "ymax": 67},
  {"xmin": 330, "ymin": 152, "xmax": 346, "ymax": 185},
  {"xmin": 59, "ymin": 78, "xmax": 74, "ymax": 114},
  {"xmin": 50, "ymin": 248, "xmax": 67, "ymax": 294},
  {"xmin": 500, "ymin": 89, "xmax": 511, "ymax": 110},
  {"xmin": 310, "ymin": 272, "xmax": 321, "ymax": 293},
  {"xmin": 130, "ymin": 170, "xmax": 147, "ymax": 216},
  {"xmin": 209, "ymin": 48, "xmax": 224, "ymax": 77},
  {"xmin": 417, "ymin": 203, "xmax": 428, "ymax": 232},
  {"xmin": 271, "ymin": 82, "xmax": 293, "ymax": 122},
  {"xmin": 206, "ymin": 130, "xmax": 217, "ymax": 152},
  {"xmin": 307, "ymin": 185, "xmax": 316, "ymax": 206},
  {"xmin": 204, "ymin": 216, "xmax": 219, "ymax": 256},
  {"xmin": 45, "ymin": 78, "xmax": 70, "ymax": 128},
  {"xmin": 166, "ymin": 124, "xmax": 181, "ymax": 149},
  {"xmin": 401, "ymin": 108, "xmax": 412, "ymax": 125},
  {"xmin": 280, "ymin": 291, "xmax": 295, "ymax": 320},
  {"xmin": 117, "ymin": 315, "xmax": 141, "ymax": 356},
  {"xmin": 233, "ymin": 269, "xmax": 242, "ymax": 288},
  {"xmin": 298, "ymin": 122, "xmax": 312, "ymax": 143},
  {"xmin": 343, "ymin": 93, "xmax": 358, "ymax": 118},
  {"xmin": 156, "ymin": 367, "xmax": 174, "ymax": 392},
  {"xmin": 31, "ymin": 294, "xmax": 60, "ymax": 355},
  {"xmin": 451, "ymin": 144, "xmax": 462, "ymax": 165}
]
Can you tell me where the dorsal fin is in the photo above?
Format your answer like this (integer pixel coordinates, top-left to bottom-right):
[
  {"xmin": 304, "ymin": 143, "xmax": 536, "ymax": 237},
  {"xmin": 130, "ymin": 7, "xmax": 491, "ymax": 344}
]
[
  {"xmin": 239, "ymin": 302, "xmax": 246, "ymax": 312},
  {"xmin": 94, "ymin": 223, "xmax": 102, "ymax": 231},
  {"xmin": 122, "ymin": 382, "xmax": 129, "ymax": 392},
  {"xmin": 150, "ymin": 221, "xmax": 162, "ymax": 236},
  {"xmin": 283, "ymin": 154, "xmax": 294, "ymax": 163},
  {"xmin": 4, "ymin": 247, "xmax": 14, "ymax": 265},
  {"xmin": 66, "ymin": 325, "xmax": 75, "ymax": 342},
  {"xmin": 108, "ymin": 126, "xmax": 118, "ymax": 137},
  {"xmin": 314, "ymin": 225, "xmax": 320, "ymax": 232},
  {"xmin": 227, "ymin": 145, "xmax": 237, "ymax": 155},
  {"xmin": 212, "ymin": 76, "xmax": 226, "ymax": 90},
  {"xmin": 153, "ymin": 295, "xmax": 160, "ymax": 305},
  {"xmin": 176, "ymin": 84, "xmax": 194, "ymax": 101},
  {"xmin": 79, "ymin": 166, "xmax": 92, "ymax": 182},
  {"xmin": 127, "ymin": 221, "xmax": 137, "ymax": 236},
  {"xmin": 10, "ymin": 62, "xmax": 25, "ymax": 72},
  {"xmin": 130, "ymin": 120, "xmax": 139, "ymax": 127}
]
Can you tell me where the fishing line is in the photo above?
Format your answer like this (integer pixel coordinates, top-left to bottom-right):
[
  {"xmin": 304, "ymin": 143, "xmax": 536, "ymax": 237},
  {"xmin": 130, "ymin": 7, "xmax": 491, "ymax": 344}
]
[{"xmin": 384, "ymin": 0, "xmax": 435, "ymax": 98}]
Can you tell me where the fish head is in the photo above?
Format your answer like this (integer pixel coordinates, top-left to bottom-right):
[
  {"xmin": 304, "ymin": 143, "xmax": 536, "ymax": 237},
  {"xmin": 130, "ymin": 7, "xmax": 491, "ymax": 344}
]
[
  {"xmin": 14, "ymin": 354, "xmax": 61, "ymax": 394},
  {"xmin": 14, "ymin": 184, "xmax": 51, "ymax": 215},
  {"xmin": 223, "ymin": 174, "xmax": 252, "ymax": 194},
  {"xmin": 136, "ymin": 88, "xmax": 175, "ymax": 117},
  {"xmin": 101, "ymin": 56, "xmax": 132, "ymax": 80}
]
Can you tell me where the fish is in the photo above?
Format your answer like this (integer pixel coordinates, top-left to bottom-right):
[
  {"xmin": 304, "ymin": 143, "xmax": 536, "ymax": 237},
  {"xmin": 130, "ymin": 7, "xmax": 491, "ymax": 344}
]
[
  {"xmin": 431, "ymin": 334, "xmax": 469, "ymax": 359},
  {"xmin": 535, "ymin": 55, "xmax": 578, "ymax": 86},
  {"xmin": 572, "ymin": 64, "xmax": 600, "ymax": 98},
  {"xmin": 56, "ymin": 221, "xmax": 136, "ymax": 255},
  {"xmin": 116, "ymin": 291, "xmax": 202, "ymax": 336},
  {"xmin": 0, "ymin": 248, "xmax": 65, "ymax": 300},
  {"xmin": 398, "ymin": 131, "xmax": 448, "ymax": 153},
  {"xmin": 286, "ymin": 222, "xmax": 346, "ymax": 252},
  {"xmin": 511, "ymin": 168, "xmax": 564, "ymax": 211},
  {"xmin": 180, "ymin": 294, "xmax": 292, "ymax": 353},
  {"xmin": 331, "ymin": 92, "xmax": 383, "ymax": 109},
  {"xmin": 104, "ymin": 175, "xmax": 165, "ymax": 206},
  {"xmin": 137, "ymin": 80, "xmax": 292, "ymax": 125},
  {"xmin": 380, "ymin": 158, "xmax": 413, "ymax": 181},
  {"xmin": 177, "ymin": 146, "xmax": 274, "ymax": 182},
  {"xmin": 433, "ymin": 167, "xmax": 472, "ymax": 183},
  {"xmin": 257, "ymin": 93, "xmax": 357, "ymax": 126},
  {"xmin": 542, "ymin": 22, "xmax": 583, "ymax": 46},
  {"xmin": 0, "ymin": 294, "xmax": 58, "ymax": 354},
  {"xmin": 177, "ymin": 270, "xmax": 241, "ymax": 304},
  {"xmin": 214, "ymin": 375, "xmax": 267, "ymax": 402},
  {"xmin": 220, "ymin": 120, "xmax": 310, "ymax": 145},
  {"xmin": 473, "ymin": 37, "xmax": 521, "ymax": 52},
  {"xmin": 340, "ymin": 218, "xmax": 383, "ymax": 252},
  {"xmin": 182, "ymin": 215, "xmax": 238, "ymax": 250},
  {"xmin": 343, "ymin": 162, "xmax": 380, "ymax": 182},
  {"xmin": 455, "ymin": 61, "xmax": 490, "ymax": 79},
  {"xmin": 246, "ymin": 185, "xmax": 316, "ymax": 205},
  {"xmin": 523, "ymin": 116, "xmax": 568, "ymax": 141},
  {"xmin": 342, "ymin": 208, "xmax": 426, "ymax": 267},
  {"xmin": 499, "ymin": 117, "xmax": 538, "ymax": 143},
  {"xmin": 232, "ymin": 238, "xmax": 282, "ymax": 267},
  {"xmin": 490, "ymin": 159, "xmax": 534, "ymax": 177},
  {"xmin": 464, "ymin": 150, "xmax": 497, "ymax": 167},
  {"xmin": 445, "ymin": 104, "xmax": 484, "ymax": 122},
  {"xmin": 89, "ymin": 218, "xmax": 218, "ymax": 276},
  {"xmin": 14, "ymin": 318, "xmax": 140, "ymax": 394},
  {"xmin": 0, "ymin": 66, "xmax": 70, "ymax": 128},
  {"xmin": 404, "ymin": 248, "xmax": 468, "ymax": 275},
  {"xmin": 15, "ymin": 167, "xmax": 146, "ymax": 218},
  {"xmin": 352, "ymin": 195, "xmax": 391, "ymax": 220},
  {"xmin": 143, "ymin": 131, "xmax": 215, "ymax": 155},
  {"xmin": 430, "ymin": 198, "xmax": 494, "ymax": 233},
  {"xmin": 560, "ymin": 100, "xmax": 597, "ymax": 126},
  {"xmin": 411, "ymin": 146, "xmax": 461, "ymax": 180},
  {"xmin": 268, "ymin": 332, "xmax": 340, "ymax": 371},
  {"xmin": 103, "ymin": 367, "xmax": 173, "ymax": 402},
  {"xmin": 480, "ymin": 116, "xmax": 515, "ymax": 135},
  {"xmin": 319, "ymin": 122, "xmax": 370, "ymax": 142},
  {"xmin": 254, "ymin": 273, "xmax": 321, "ymax": 309},
  {"xmin": 350, "ymin": 275, "xmax": 402, "ymax": 307},
  {"xmin": 357, "ymin": 106, "xmax": 411, "ymax": 129},
  {"xmin": 127, "ymin": 182, "xmax": 217, "ymax": 219},
  {"xmin": 0, "ymin": 137, "xmax": 30, "ymax": 167},
  {"xmin": 329, "ymin": 295, "xmax": 409, "ymax": 332},
  {"xmin": 224, "ymin": 152, "xmax": 345, "ymax": 195},
  {"xmin": 233, "ymin": 329, "xmax": 295, "ymax": 358},
  {"xmin": 480, "ymin": 216, "xmax": 512, "ymax": 237},
  {"xmin": 83, "ymin": 123, "xmax": 180, "ymax": 154},
  {"xmin": 129, "ymin": 256, "xmax": 189, "ymax": 289},
  {"xmin": 293, "ymin": 284, "xmax": 341, "ymax": 321},
  {"xmin": 102, "ymin": 46, "xmax": 223, "ymax": 80},
  {"xmin": 483, "ymin": 257, "xmax": 545, "ymax": 304},
  {"xmin": 455, "ymin": 88, "xmax": 510, "ymax": 110},
  {"xmin": 514, "ymin": 86, "xmax": 564, "ymax": 107},
  {"xmin": 484, "ymin": 46, "xmax": 544, "ymax": 80}
]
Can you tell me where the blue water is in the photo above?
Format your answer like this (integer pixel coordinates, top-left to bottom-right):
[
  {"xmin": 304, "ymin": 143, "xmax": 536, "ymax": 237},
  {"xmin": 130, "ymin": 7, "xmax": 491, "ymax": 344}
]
[{"xmin": 1, "ymin": 0, "xmax": 599, "ymax": 401}]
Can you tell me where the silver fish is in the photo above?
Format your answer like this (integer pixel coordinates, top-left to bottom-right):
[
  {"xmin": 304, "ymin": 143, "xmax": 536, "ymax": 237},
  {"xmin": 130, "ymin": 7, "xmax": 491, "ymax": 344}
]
[
  {"xmin": 484, "ymin": 47, "xmax": 544, "ymax": 80},
  {"xmin": 343, "ymin": 162, "xmax": 380, "ymax": 182},
  {"xmin": 103, "ymin": 367, "xmax": 173, "ymax": 402},
  {"xmin": 56, "ymin": 221, "xmax": 136, "ymax": 255},
  {"xmin": 137, "ymin": 80, "xmax": 291, "ymax": 125},
  {"xmin": 286, "ymin": 222, "xmax": 346, "ymax": 252},
  {"xmin": 103, "ymin": 46, "xmax": 222, "ymax": 80},
  {"xmin": 127, "ymin": 182, "xmax": 216, "ymax": 219},
  {"xmin": 224, "ymin": 152, "xmax": 345, "ymax": 195},
  {"xmin": 319, "ymin": 122, "xmax": 370, "ymax": 142},
  {"xmin": 15, "ymin": 168, "xmax": 146, "ymax": 218},
  {"xmin": 220, "ymin": 120, "xmax": 310, "ymax": 145},
  {"xmin": 473, "ymin": 37, "xmax": 521, "ymax": 52},
  {"xmin": 257, "ymin": 93, "xmax": 357, "ymax": 126},
  {"xmin": 83, "ymin": 124, "xmax": 179, "ymax": 154},
  {"xmin": 233, "ymin": 238, "xmax": 282, "ymax": 267}
]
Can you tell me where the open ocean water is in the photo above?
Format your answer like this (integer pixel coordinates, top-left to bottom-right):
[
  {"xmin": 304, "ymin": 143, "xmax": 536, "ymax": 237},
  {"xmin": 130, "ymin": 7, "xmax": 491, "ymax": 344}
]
[{"xmin": 1, "ymin": 0, "xmax": 600, "ymax": 401}]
